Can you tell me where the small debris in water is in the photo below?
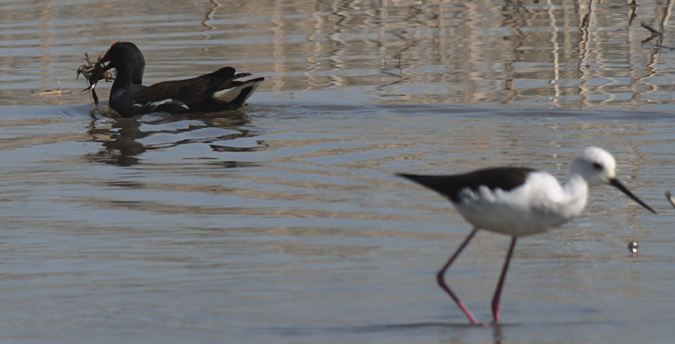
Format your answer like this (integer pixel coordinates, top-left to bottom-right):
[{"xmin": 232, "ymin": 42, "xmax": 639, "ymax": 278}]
[
  {"xmin": 666, "ymin": 191, "xmax": 675, "ymax": 209},
  {"xmin": 628, "ymin": 241, "xmax": 638, "ymax": 257},
  {"xmin": 31, "ymin": 81, "xmax": 71, "ymax": 97}
]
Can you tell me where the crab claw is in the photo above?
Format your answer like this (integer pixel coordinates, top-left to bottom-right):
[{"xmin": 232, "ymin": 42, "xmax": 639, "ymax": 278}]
[
  {"xmin": 76, "ymin": 65, "xmax": 90, "ymax": 79},
  {"xmin": 82, "ymin": 83, "xmax": 96, "ymax": 92}
]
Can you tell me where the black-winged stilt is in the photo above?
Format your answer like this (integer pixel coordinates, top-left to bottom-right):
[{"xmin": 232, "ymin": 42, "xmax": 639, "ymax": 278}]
[{"xmin": 397, "ymin": 146, "xmax": 656, "ymax": 324}]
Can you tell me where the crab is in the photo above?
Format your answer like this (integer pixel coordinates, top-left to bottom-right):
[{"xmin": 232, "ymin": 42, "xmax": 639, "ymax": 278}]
[{"xmin": 76, "ymin": 52, "xmax": 115, "ymax": 105}]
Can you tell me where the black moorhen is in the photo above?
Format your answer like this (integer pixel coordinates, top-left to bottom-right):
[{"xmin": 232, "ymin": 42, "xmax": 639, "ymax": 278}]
[{"xmin": 99, "ymin": 42, "xmax": 264, "ymax": 117}]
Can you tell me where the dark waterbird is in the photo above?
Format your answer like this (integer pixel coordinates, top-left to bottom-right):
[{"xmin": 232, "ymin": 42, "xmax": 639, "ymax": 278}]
[{"xmin": 85, "ymin": 42, "xmax": 264, "ymax": 117}]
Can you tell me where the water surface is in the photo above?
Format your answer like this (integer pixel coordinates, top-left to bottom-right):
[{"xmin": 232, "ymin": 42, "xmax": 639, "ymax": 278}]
[{"xmin": 2, "ymin": 0, "xmax": 675, "ymax": 343}]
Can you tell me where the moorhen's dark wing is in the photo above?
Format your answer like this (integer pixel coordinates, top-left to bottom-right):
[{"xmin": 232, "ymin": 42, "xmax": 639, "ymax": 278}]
[{"xmin": 132, "ymin": 66, "xmax": 264, "ymax": 113}]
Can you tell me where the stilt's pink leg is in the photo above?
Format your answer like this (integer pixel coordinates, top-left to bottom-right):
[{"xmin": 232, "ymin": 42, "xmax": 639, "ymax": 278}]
[
  {"xmin": 491, "ymin": 236, "xmax": 517, "ymax": 323},
  {"xmin": 436, "ymin": 228, "xmax": 480, "ymax": 324}
]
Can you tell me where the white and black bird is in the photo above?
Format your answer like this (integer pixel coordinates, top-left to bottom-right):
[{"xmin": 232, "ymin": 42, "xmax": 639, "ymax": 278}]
[{"xmin": 397, "ymin": 146, "xmax": 656, "ymax": 324}]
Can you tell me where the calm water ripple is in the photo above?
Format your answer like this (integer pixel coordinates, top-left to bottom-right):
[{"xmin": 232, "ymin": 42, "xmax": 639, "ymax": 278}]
[{"xmin": 2, "ymin": 0, "xmax": 675, "ymax": 343}]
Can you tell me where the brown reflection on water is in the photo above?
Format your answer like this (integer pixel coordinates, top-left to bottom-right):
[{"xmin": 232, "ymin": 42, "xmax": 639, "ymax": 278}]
[
  {"xmin": 256, "ymin": 0, "xmax": 675, "ymax": 108},
  {"xmin": 4, "ymin": 0, "xmax": 675, "ymax": 110}
]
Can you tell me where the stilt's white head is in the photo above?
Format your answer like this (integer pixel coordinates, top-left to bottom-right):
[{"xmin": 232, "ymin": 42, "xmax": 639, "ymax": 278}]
[
  {"xmin": 571, "ymin": 146, "xmax": 616, "ymax": 187},
  {"xmin": 571, "ymin": 146, "xmax": 656, "ymax": 214}
]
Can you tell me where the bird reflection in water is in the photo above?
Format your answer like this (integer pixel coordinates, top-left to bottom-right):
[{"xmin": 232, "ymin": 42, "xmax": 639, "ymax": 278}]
[{"xmin": 84, "ymin": 109, "xmax": 266, "ymax": 167}]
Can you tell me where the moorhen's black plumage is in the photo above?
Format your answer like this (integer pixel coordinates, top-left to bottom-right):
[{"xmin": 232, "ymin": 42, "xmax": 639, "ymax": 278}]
[{"xmin": 99, "ymin": 42, "xmax": 264, "ymax": 117}]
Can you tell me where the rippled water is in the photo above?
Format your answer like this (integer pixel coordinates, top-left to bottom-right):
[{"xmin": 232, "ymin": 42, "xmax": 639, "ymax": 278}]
[{"xmin": 3, "ymin": 0, "xmax": 675, "ymax": 343}]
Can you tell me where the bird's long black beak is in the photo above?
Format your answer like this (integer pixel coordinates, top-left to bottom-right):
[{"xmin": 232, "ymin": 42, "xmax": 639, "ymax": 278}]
[{"xmin": 610, "ymin": 178, "xmax": 657, "ymax": 214}]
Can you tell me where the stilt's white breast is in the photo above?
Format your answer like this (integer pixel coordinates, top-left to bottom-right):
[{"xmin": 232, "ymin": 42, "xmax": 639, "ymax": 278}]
[{"xmin": 453, "ymin": 171, "xmax": 586, "ymax": 236}]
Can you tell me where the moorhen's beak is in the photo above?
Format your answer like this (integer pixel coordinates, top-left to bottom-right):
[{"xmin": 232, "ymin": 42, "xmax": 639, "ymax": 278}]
[
  {"xmin": 609, "ymin": 178, "xmax": 657, "ymax": 214},
  {"xmin": 100, "ymin": 50, "xmax": 113, "ymax": 72}
]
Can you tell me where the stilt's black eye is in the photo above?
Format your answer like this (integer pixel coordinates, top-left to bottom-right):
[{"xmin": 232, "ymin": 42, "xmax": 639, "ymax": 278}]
[{"xmin": 592, "ymin": 162, "xmax": 603, "ymax": 170}]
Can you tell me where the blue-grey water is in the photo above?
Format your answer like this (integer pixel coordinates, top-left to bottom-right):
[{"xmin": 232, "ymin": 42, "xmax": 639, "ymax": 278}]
[{"xmin": 2, "ymin": 0, "xmax": 675, "ymax": 343}]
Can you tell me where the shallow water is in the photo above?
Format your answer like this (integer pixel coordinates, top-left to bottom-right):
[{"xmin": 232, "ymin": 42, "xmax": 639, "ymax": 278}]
[{"xmin": 2, "ymin": 0, "xmax": 675, "ymax": 343}]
